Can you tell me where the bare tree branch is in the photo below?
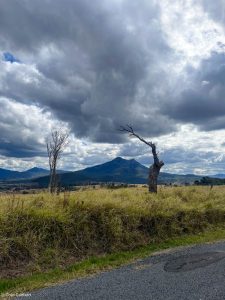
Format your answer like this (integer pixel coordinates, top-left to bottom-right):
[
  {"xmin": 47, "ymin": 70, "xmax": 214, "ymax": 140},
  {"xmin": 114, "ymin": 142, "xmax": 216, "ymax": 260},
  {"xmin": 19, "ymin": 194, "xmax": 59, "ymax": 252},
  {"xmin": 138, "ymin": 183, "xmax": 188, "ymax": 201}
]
[
  {"xmin": 119, "ymin": 125, "xmax": 153, "ymax": 147},
  {"xmin": 120, "ymin": 124, "xmax": 164, "ymax": 193}
]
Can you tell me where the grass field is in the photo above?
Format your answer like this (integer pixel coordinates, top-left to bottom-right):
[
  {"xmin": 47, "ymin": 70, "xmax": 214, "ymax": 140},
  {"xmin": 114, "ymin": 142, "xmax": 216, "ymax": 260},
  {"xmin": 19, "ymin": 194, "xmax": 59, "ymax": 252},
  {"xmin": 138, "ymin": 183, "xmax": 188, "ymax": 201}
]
[{"xmin": 1, "ymin": 186, "xmax": 225, "ymax": 293}]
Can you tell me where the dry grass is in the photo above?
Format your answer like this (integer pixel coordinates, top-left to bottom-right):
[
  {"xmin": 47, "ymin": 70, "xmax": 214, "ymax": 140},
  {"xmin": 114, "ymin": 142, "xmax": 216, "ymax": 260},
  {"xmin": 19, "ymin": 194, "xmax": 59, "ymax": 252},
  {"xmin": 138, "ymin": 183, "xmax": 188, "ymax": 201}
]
[
  {"xmin": 1, "ymin": 185, "xmax": 225, "ymax": 214},
  {"xmin": 0, "ymin": 186, "xmax": 225, "ymax": 279}
]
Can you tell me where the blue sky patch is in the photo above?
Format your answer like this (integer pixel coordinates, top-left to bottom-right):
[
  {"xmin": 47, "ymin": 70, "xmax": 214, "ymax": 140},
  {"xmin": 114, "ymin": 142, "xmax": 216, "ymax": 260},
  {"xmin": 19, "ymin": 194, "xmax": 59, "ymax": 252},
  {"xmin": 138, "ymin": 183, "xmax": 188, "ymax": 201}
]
[{"xmin": 3, "ymin": 52, "xmax": 20, "ymax": 63}]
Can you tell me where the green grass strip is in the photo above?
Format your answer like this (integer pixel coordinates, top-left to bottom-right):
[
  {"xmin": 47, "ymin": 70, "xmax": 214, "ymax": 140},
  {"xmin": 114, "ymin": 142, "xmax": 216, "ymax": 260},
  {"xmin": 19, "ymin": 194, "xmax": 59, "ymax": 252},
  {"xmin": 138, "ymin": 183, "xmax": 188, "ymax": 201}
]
[{"xmin": 1, "ymin": 226, "xmax": 225, "ymax": 296}]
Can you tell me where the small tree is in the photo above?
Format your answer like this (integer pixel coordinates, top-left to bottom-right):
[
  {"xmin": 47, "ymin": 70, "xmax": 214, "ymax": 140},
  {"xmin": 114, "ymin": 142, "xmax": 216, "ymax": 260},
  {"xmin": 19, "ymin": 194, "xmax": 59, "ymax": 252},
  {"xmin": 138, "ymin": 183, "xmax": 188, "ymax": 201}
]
[
  {"xmin": 120, "ymin": 125, "xmax": 164, "ymax": 193},
  {"xmin": 46, "ymin": 130, "xmax": 69, "ymax": 194}
]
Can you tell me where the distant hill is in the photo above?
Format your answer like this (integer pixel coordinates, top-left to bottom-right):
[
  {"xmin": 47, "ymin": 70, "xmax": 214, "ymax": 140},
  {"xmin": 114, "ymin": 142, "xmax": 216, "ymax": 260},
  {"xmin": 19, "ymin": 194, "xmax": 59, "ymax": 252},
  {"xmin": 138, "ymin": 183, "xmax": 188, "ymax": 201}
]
[
  {"xmin": 0, "ymin": 167, "xmax": 49, "ymax": 181},
  {"xmin": 211, "ymin": 174, "xmax": 225, "ymax": 179},
  {"xmin": 0, "ymin": 168, "xmax": 21, "ymax": 180},
  {"xmin": 0, "ymin": 167, "xmax": 68, "ymax": 181},
  {"xmin": 33, "ymin": 157, "xmax": 203, "ymax": 187}
]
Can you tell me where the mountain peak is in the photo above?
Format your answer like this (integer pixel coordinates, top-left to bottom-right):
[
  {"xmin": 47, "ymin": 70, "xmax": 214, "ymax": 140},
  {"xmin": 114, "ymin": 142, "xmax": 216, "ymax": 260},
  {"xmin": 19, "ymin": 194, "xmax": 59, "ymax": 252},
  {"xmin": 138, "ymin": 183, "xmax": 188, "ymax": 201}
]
[
  {"xmin": 27, "ymin": 167, "xmax": 46, "ymax": 172},
  {"xmin": 113, "ymin": 157, "xmax": 125, "ymax": 161},
  {"xmin": 109, "ymin": 157, "xmax": 144, "ymax": 168},
  {"xmin": 112, "ymin": 157, "xmax": 137, "ymax": 162}
]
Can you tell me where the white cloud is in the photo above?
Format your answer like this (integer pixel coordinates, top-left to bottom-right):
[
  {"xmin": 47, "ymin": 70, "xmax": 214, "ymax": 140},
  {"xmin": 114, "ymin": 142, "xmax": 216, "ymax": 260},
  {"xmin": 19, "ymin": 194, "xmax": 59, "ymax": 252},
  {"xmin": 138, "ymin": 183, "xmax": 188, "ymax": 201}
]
[{"xmin": 160, "ymin": 0, "xmax": 225, "ymax": 69}]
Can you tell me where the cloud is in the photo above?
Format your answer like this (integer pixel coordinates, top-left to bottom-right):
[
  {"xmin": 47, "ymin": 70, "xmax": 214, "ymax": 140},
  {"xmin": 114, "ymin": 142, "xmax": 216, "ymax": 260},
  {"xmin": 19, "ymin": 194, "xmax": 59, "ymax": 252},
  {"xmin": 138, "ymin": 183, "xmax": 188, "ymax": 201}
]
[
  {"xmin": 117, "ymin": 125, "xmax": 225, "ymax": 174},
  {"xmin": 161, "ymin": 52, "xmax": 225, "ymax": 130},
  {"xmin": 1, "ymin": 0, "xmax": 225, "ymax": 173},
  {"xmin": 0, "ymin": 97, "xmax": 63, "ymax": 157},
  {"xmin": 201, "ymin": 0, "xmax": 225, "ymax": 25},
  {"xmin": 0, "ymin": 0, "xmax": 176, "ymax": 145}
]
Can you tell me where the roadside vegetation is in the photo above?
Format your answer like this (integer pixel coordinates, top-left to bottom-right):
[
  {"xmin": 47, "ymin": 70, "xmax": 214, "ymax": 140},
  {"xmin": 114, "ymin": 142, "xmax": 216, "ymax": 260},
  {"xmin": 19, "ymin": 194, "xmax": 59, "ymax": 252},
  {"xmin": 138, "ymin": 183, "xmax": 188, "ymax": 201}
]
[{"xmin": 1, "ymin": 186, "xmax": 225, "ymax": 293}]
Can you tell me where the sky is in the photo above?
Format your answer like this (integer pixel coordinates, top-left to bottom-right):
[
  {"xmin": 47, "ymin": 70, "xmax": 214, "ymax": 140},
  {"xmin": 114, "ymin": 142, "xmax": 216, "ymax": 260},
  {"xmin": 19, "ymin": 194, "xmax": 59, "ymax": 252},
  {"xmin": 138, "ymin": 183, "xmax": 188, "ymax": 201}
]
[{"xmin": 1, "ymin": 0, "xmax": 225, "ymax": 175}]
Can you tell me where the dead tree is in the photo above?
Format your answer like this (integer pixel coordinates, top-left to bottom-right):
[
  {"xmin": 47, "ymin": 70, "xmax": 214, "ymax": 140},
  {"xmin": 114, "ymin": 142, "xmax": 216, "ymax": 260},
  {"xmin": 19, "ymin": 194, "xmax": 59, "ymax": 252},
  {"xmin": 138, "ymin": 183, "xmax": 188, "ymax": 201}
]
[
  {"xmin": 120, "ymin": 125, "xmax": 164, "ymax": 193},
  {"xmin": 46, "ymin": 130, "xmax": 69, "ymax": 194}
]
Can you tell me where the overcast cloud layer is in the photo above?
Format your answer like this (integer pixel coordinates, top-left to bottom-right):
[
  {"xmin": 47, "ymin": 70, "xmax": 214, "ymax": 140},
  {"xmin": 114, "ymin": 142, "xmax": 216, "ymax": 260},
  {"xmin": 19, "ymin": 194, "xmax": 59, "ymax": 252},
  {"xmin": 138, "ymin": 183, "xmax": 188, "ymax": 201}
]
[{"xmin": 1, "ymin": 0, "xmax": 225, "ymax": 174}]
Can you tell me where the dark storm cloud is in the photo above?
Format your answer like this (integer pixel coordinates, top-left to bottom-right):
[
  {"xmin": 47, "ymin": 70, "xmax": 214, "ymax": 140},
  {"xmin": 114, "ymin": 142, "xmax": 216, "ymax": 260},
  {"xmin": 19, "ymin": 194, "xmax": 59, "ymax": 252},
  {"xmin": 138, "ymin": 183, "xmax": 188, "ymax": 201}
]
[
  {"xmin": 162, "ymin": 52, "xmax": 225, "ymax": 131},
  {"xmin": 0, "ymin": 98, "xmax": 47, "ymax": 158},
  {"xmin": 1, "ymin": 0, "xmax": 225, "ymax": 163},
  {"xmin": 0, "ymin": 80, "xmax": 69, "ymax": 164},
  {"xmin": 0, "ymin": 143, "xmax": 45, "ymax": 158},
  {"xmin": 0, "ymin": 0, "xmax": 175, "ymax": 150}
]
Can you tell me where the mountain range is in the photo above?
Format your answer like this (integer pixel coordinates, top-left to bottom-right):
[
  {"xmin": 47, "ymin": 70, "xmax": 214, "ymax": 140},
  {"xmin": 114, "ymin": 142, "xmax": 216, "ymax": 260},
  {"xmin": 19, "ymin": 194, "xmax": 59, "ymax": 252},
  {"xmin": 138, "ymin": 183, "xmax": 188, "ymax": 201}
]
[
  {"xmin": 210, "ymin": 174, "xmax": 225, "ymax": 179},
  {"xmin": 0, "ymin": 167, "xmax": 66, "ymax": 181},
  {"xmin": 32, "ymin": 157, "xmax": 203, "ymax": 187},
  {"xmin": 1, "ymin": 157, "xmax": 224, "ymax": 187}
]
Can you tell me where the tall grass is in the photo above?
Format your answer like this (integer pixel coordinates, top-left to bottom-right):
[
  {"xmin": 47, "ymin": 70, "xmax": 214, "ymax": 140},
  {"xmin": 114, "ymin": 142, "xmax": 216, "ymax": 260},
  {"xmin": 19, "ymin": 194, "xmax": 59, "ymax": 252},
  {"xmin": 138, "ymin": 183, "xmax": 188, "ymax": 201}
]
[{"xmin": 0, "ymin": 186, "xmax": 225, "ymax": 278}]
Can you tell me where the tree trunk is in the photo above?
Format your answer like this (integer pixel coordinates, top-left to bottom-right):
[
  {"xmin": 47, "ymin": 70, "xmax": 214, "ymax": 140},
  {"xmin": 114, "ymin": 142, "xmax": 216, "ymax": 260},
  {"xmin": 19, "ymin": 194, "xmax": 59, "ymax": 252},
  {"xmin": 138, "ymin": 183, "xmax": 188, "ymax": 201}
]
[
  {"xmin": 49, "ymin": 169, "xmax": 53, "ymax": 193},
  {"xmin": 52, "ymin": 166, "xmax": 56, "ymax": 194},
  {"xmin": 148, "ymin": 144, "xmax": 164, "ymax": 193},
  {"xmin": 49, "ymin": 166, "xmax": 57, "ymax": 194},
  {"xmin": 148, "ymin": 164, "xmax": 160, "ymax": 193}
]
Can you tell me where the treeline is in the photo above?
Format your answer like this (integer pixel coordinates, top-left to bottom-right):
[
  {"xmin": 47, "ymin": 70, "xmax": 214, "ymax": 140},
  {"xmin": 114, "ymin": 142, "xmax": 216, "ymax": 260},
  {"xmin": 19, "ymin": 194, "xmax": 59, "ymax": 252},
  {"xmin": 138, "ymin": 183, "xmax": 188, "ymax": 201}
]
[{"xmin": 195, "ymin": 177, "xmax": 225, "ymax": 186}]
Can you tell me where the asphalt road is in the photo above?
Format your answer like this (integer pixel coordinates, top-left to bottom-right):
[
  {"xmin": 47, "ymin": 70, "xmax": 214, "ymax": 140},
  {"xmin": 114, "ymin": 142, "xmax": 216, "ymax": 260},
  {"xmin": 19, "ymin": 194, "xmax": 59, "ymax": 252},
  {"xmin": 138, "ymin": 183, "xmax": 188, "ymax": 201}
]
[{"xmin": 16, "ymin": 241, "xmax": 225, "ymax": 300}]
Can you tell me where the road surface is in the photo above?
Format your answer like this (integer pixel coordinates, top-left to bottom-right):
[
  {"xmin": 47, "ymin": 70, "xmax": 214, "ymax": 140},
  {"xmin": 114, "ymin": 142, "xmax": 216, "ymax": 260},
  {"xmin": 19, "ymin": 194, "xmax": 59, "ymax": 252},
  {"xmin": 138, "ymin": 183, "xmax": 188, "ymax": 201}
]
[{"xmin": 16, "ymin": 240, "xmax": 225, "ymax": 300}]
